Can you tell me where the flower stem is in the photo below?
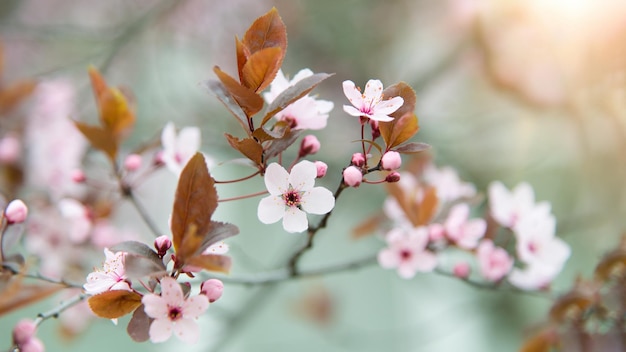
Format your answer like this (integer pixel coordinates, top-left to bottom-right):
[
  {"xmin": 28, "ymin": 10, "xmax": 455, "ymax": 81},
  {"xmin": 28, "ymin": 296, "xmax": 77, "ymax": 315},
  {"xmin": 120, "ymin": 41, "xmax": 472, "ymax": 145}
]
[{"xmin": 214, "ymin": 171, "xmax": 260, "ymax": 184}]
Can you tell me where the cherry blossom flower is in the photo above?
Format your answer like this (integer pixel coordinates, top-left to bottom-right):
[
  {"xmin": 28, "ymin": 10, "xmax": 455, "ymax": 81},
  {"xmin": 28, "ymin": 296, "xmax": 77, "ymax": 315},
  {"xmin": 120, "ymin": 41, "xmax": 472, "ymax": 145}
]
[
  {"xmin": 5, "ymin": 199, "xmax": 28, "ymax": 224},
  {"xmin": 0, "ymin": 133, "xmax": 21, "ymax": 164},
  {"xmin": 258, "ymin": 161, "xmax": 335, "ymax": 233},
  {"xmin": 423, "ymin": 164, "xmax": 476, "ymax": 204},
  {"xmin": 161, "ymin": 122, "xmax": 201, "ymax": 175},
  {"xmin": 58, "ymin": 198, "xmax": 92, "ymax": 243},
  {"xmin": 444, "ymin": 203, "xmax": 486, "ymax": 249},
  {"xmin": 12, "ymin": 319, "xmax": 44, "ymax": 352},
  {"xmin": 508, "ymin": 263, "xmax": 561, "ymax": 291},
  {"xmin": 263, "ymin": 69, "xmax": 334, "ymax": 130},
  {"xmin": 142, "ymin": 277, "xmax": 209, "ymax": 344},
  {"xmin": 488, "ymin": 181, "xmax": 550, "ymax": 228},
  {"xmin": 200, "ymin": 279, "xmax": 223, "ymax": 302},
  {"xmin": 476, "ymin": 239, "xmax": 513, "ymax": 282},
  {"xmin": 342, "ymin": 166, "xmax": 363, "ymax": 187},
  {"xmin": 380, "ymin": 151, "xmax": 402, "ymax": 170},
  {"xmin": 378, "ymin": 227, "xmax": 437, "ymax": 279},
  {"xmin": 83, "ymin": 248, "xmax": 131, "ymax": 295},
  {"xmin": 342, "ymin": 79, "xmax": 404, "ymax": 122}
]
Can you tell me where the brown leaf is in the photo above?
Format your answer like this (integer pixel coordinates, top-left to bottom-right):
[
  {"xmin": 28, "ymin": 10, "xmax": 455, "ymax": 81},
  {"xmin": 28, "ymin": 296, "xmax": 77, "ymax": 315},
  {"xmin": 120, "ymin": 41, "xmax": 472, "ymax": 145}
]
[
  {"xmin": 99, "ymin": 88, "xmax": 135, "ymax": 137},
  {"xmin": 520, "ymin": 329, "xmax": 558, "ymax": 352},
  {"xmin": 379, "ymin": 112, "xmax": 419, "ymax": 150},
  {"xmin": 394, "ymin": 142, "xmax": 430, "ymax": 154},
  {"xmin": 0, "ymin": 278, "xmax": 63, "ymax": 316},
  {"xmin": 171, "ymin": 153, "xmax": 217, "ymax": 264},
  {"xmin": 124, "ymin": 254, "xmax": 167, "ymax": 279},
  {"xmin": 351, "ymin": 213, "xmax": 384, "ymax": 239},
  {"xmin": 198, "ymin": 221, "xmax": 240, "ymax": 254},
  {"xmin": 386, "ymin": 183, "xmax": 438, "ymax": 227},
  {"xmin": 252, "ymin": 123, "xmax": 290, "ymax": 143},
  {"xmin": 241, "ymin": 47, "xmax": 283, "ymax": 93},
  {"xmin": 382, "ymin": 82, "xmax": 417, "ymax": 120},
  {"xmin": 235, "ymin": 36, "xmax": 249, "ymax": 82},
  {"xmin": 224, "ymin": 133, "xmax": 264, "ymax": 166},
  {"xmin": 88, "ymin": 66, "xmax": 108, "ymax": 103},
  {"xmin": 264, "ymin": 129, "xmax": 302, "ymax": 160},
  {"xmin": 0, "ymin": 80, "xmax": 37, "ymax": 114},
  {"xmin": 185, "ymin": 254, "xmax": 231, "ymax": 274},
  {"xmin": 243, "ymin": 7, "xmax": 287, "ymax": 56},
  {"xmin": 88, "ymin": 290, "xmax": 142, "ymax": 319},
  {"xmin": 214, "ymin": 66, "xmax": 264, "ymax": 118},
  {"xmin": 417, "ymin": 186, "xmax": 438, "ymax": 226},
  {"xmin": 74, "ymin": 121, "xmax": 118, "ymax": 161},
  {"xmin": 127, "ymin": 304, "xmax": 152, "ymax": 342},
  {"xmin": 205, "ymin": 79, "xmax": 249, "ymax": 126}
]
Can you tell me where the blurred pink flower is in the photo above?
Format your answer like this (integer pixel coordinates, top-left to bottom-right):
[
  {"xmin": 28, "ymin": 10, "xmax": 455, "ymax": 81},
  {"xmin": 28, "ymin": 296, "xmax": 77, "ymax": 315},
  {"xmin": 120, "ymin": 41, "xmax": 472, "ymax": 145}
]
[
  {"xmin": 161, "ymin": 122, "xmax": 201, "ymax": 175},
  {"xmin": 444, "ymin": 203, "xmax": 486, "ymax": 249},
  {"xmin": 423, "ymin": 164, "xmax": 476, "ymax": 204},
  {"xmin": 476, "ymin": 239, "xmax": 513, "ymax": 282},
  {"xmin": 488, "ymin": 181, "xmax": 550, "ymax": 228},
  {"xmin": 378, "ymin": 227, "xmax": 437, "ymax": 279}
]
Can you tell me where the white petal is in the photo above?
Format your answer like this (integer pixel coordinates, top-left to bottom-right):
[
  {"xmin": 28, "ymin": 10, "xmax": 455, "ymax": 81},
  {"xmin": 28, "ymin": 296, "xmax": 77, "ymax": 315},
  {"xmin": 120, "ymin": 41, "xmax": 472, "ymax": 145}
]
[
  {"xmin": 182, "ymin": 295, "xmax": 209, "ymax": 319},
  {"xmin": 316, "ymin": 100, "xmax": 334, "ymax": 114},
  {"xmin": 488, "ymin": 181, "xmax": 513, "ymax": 226},
  {"xmin": 408, "ymin": 227, "xmax": 429, "ymax": 249},
  {"xmin": 513, "ymin": 182, "xmax": 535, "ymax": 209},
  {"xmin": 149, "ymin": 318, "xmax": 173, "ymax": 343},
  {"xmin": 173, "ymin": 318, "xmax": 200, "ymax": 344},
  {"xmin": 413, "ymin": 251, "xmax": 438, "ymax": 272},
  {"xmin": 292, "ymin": 68, "xmax": 314, "ymax": 83},
  {"xmin": 363, "ymin": 79, "xmax": 383, "ymax": 102},
  {"xmin": 343, "ymin": 105, "xmax": 366, "ymax": 117},
  {"xmin": 142, "ymin": 294, "xmax": 168, "ymax": 319},
  {"xmin": 264, "ymin": 163, "xmax": 289, "ymax": 195},
  {"xmin": 258, "ymin": 195, "xmax": 285, "ymax": 224},
  {"xmin": 377, "ymin": 248, "xmax": 399, "ymax": 269},
  {"xmin": 368, "ymin": 113, "xmax": 394, "ymax": 122},
  {"xmin": 282, "ymin": 207, "xmax": 308, "ymax": 233},
  {"xmin": 342, "ymin": 80, "xmax": 364, "ymax": 108},
  {"xmin": 373, "ymin": 96, "xmax": 404, "ymax": 116},
  {"xmin": 161, "ymin": 122, "xmax": 176, "ymax": 153},
  {"xmin": 177, "ymin": 127, "xmax": 201, "ymax": 160},
  {"xmin": 397, "ymin": 263, "xmax": 417, "ymax": 279},
  {"xmin": 301, "ymin": 187, "xmax": 335, "ymax": 215},
  {"xmin": 289, "ymin": 161, "xmax": 316, "ymax": 191},
  {"xmin": 160, "ymin": 277, "xmax": 183, "ymax": 306}
]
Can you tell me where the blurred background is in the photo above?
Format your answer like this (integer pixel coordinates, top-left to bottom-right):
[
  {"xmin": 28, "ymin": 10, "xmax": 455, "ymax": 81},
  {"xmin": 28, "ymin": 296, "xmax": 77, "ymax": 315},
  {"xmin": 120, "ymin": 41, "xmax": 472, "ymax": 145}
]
[{"xmin": 1, "ymin": 0, "xmax": 626, "ymax": 351}]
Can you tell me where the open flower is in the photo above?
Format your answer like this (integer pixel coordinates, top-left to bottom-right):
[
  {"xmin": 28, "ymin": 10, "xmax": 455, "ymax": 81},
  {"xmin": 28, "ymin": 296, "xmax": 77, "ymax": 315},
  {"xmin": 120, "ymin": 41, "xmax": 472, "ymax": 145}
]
[
  {"xmin": 476, "ymin": 239, "xmax": 513, "ymax": 282},
  {"xmin": 161, "ymin": 122, "xmax": 201, "ymax": 175},
  {"xmin": 444, "ymin": 203, "xmax": 486, "ymax": 249},
  {"xmin": 257, "ymin": 161, "xmax": 335, "ymax": 233},
  {"xmin": 142, "ymin": 277, "xmax": 209, "ymax": 344},
  {"xmin": 342, "ymin": 79, "xmax": 404, "ymax": 122},
  {"xmin": 378, "ymin": 227, "xmax": 437, "ymax": 279},
  {"xmin": 488, "ymin": 181, "xmax": 550, "ymax": 228},
  {"xmin": 83, "ymin": 248, "xmax": 130, "ymax": 295}
]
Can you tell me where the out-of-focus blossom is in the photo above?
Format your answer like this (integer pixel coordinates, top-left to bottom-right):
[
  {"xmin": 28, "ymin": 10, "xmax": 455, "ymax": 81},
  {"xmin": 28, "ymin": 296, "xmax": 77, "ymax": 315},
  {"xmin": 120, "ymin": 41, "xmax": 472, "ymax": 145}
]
[
  {"xmin": 258, "ymin": 161, "xmax": 335, "ymax": 233},
  {"xmin": 124, "ymin": 154, "xmax": 143, "ymax": 172},
  {"xmin": 263, "ymin": 69, "xmax": 334, "ymax": 130},
  {"xmin": 444, "ymin": 203, "xmax": 486, "ymax": 249},
  {"xmin": 83, "ymin": 248, "xmax": 130, "ymax": 295},
  {"xmin": 5, "ymin": 199, "xmax": 28, "ymax": 224},
  {"xmin": 343, "ymin": 166, "xmax": 363, "ymax": 187},
  {"xmin": 58, "ymin": 198, "xmax": 91, "ymax": 243},
  {"xmin": 489, "ymin": 181, "xmax": 550, "ymax": 228},
  {"xmin": 378, "ymin": 227, "xmax": 437, "ymax": 279},
  {"xmin": 0, "ymin": 133, "xmax": 21, "ymax": 164},
  {"xmin": 142, "ymin": 277, "xmax": 209, "ymax": 344},
  {"xmin": 12, "ymin": 319, "xmax": 37, "ymax": 345},
  {"xmin": 298, "ymin": 135, "xmax": 321, "ymax": 157},
  {"xmin": 342, "ymin": 79, "xmax": 404, "ymax": 122},
  {"xmin": 423, "ymin": 164, "xmax": 476, "ymax": 204},
  {"xmin": 476, "ymin": 239, "xmax": 513, "ymax": 282},
  {"xmin": 161, "ymin": 122, "xmax": 201, "ymax": 175},
  {"xmin": 453, "ymin": 261, "xmax": 471, "ymax": 279}
]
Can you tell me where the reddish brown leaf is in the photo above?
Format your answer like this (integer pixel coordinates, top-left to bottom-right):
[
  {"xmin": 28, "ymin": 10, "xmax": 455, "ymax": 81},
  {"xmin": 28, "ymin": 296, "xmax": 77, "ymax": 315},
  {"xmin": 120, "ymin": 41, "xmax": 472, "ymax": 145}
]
[
  {"xmin": 214, "ymin": 66, "xmax": 264, "ymax": 118},
  {"xmin": 74, "ymin": 121, "xmax": 118, "ymax": 161},
  {"xmin": 351, "ymin": 213, "xmax": 384, "ymax": 239},
  {"xmin": 88, "ymin": 290, "xmax": 142, "ymax": 319},
  {"xmin": 171, "ymin": 153, "xmax": 217, "ymax": 264},
  {"xmin": 99, "ymin": 88, "xmax": 135, "ymax": 137},
  {"xmin": 417, "ymin": 186, "xmax": 438, "ymax": 226},
  {"xmin": 185, "ymin": 254, "xmax": 231, "ymax": 274},
  {"xmin": 520, "ymin": 329, "xmax": 558, "ymax": 352},
  {"xmin": 264, "ymin": 129, "xmax": 302, "ymax": 160},
  {"xmin": 127, "ymin": 304, "xmax": 152, "ymax": 342},
  {"xmin": 0, "ymin": 80, "xmax": 37, "ymax": 114},
  {"xmin": 382, "ymin": 82, "xmax": 417, "ymax": 119},
  {"xmin": 235, "ymin": 36, "xmax": 249, "ymax": 82},
  {"xmin": 205, "ymin": 80, "xmax": 249, "ymax": 128},
  {"xmin": 224, "ymin": 133, "xmax": 264, "ymax": 166},
  {"xmin": 88, "ymin": 66, "xmax": 108, "ymax": 103},
  {"xmin": 243, "ymin": 7, "xmax": 287, "ymax": 56},
  {"xmin": 198, "ymin": 221, "xmax": 239, "ymax": 254},
  {"xmin": 394, "ymin": 142, "xmax": 430, "ymax": 154},
  {"xmin": 252, "ymin": 123, "xmax": 290, "ymax": 143},
  {"xmin": 0, "ymin": 278, "xmax": 63, "ymax": 316},
  {"xmin": 241, "ymin": 47, "xmax": 283, "ymax": 93},
  {"xmin": 379, "ymin": 112, "xmax": 419, "ymax": 150}
]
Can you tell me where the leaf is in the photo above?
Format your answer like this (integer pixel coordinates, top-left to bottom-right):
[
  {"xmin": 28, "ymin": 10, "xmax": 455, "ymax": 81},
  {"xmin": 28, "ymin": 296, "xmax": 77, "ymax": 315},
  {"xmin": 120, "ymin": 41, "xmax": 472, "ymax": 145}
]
[
  {"xmin": 205, "ymin": 79, "xmax": 248, "ymax": 126},
  {"xmin": 185, "ymin": 254, "xmax": 232, "ymax": 274},
  {"xmin": 264, "ymin": 129, "xmax": 302, "ymax": 160},
  {"xmin": 252, "ymin": 123, "xmax": 290, "ymax": 143},
  {"xmin": 224, "ymin": 134, "xmax": 264, "ymax": 166},
  {"xmin": 241, "ymin": 47, "xmax": 283, "ymax": 93},
  {"xmin": 127, "ymin": 304, "xmax": 152, "ymax": 342},
  {"xmin": 88, "ymin": 66, "xmax": 108, "ymax": 103},
  {"xmin": 110, "ymin": 241, "xmax": 161, "ymax": 262},
  {"xmin": 235, "ymin": 36, "xmax": 249, "ymax": 82},
  {"xmin": 379, "ymin": 112, "xmax": 419, "ymax": 150},
  {"xmin": 124, "ymin": 254, "xmax": 167, "ymax": 279},
  {"xmin": 99, "ymin": 88, "xmax": 135, "ymax": 137},
  {"xmin": 198, "ymin": 221, "xmax": 239, "ymax": 254},
  {"xmin": 0, "ymin": 278, "xmax": 63, "ymax": 316},
  {"xmin": 416, "ymin": 186, "xmax": 438, "ymax": 226},
  {"xmin": 88, "ymin": 290, "xmax": 142, "ymax": 319},
  {"xmin": 382, "ymin": 81, "xmax": 416, "ymax": 120},
  {"xmin": 261, "ymin": 73, "xmax": 333, "ymax": 126},
  {"xmin": 213, "ymin": 66, "xmax": 264, "ymax": 118},
  {"xmin": 394, "ymin": 142, "xmax": 430, "ymax": 154},
  {"xmin": 74, "ymin": 121, "xmax": 118, "ymax": 161},
  {"xmin": 351, "ymin": 213, "xmax": 384, "ymax": 239},
  {"xmin": 520, "ymin": 329, "xmax": 557, "ymax": 352},
  {"xmin": 171, "ymin": 153, "xmax": 217, "ymax": 264},
  {"xmin": 243, "ymin": 7, "xmax": 287, "ymax": 56},
  {"xmin": 0, "ymin": 80, "xmax": 37, "ymax": 114}
]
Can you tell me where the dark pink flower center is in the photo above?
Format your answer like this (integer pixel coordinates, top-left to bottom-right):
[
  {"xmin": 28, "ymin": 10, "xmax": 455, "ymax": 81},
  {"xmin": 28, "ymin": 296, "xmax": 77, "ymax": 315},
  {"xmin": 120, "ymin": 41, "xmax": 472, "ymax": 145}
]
[
  {"xmin": 399, "ymin": 249, "xmax": 412, "ymax": 261},
  {"xmin": 168, "ymin": 306, "xmax": 183, "ymax": 321},
  {"xmin": 528, "ymin": 241, "xmax": 538, "ymax": 253},
  {"xmin": 283, "ymin": 189, "xmax": 302, "ymax": 208},
  {"xmin": 283, "ymin": 115, "xmax": 298, "ymax": 128}
]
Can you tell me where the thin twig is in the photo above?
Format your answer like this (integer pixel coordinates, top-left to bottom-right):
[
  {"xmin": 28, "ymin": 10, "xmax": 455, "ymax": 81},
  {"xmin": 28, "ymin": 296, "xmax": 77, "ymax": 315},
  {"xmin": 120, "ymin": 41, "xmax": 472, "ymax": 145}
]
[
  {"xmin": 125, "ymin": 189, "xmax": 164, "ymax": 238},
  {"xmin": 34, "ymin": 293, "xmax": 89, "ymax": 327}
]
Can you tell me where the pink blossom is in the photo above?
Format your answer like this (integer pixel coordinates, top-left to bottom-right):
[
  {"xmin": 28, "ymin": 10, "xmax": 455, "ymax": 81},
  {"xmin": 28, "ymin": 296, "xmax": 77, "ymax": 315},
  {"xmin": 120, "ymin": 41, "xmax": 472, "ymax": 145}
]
[
  {"xmin": 351, "ymin": 153, "xmax": 365, "ymax": 167},
  {"xmin": 154, "ymin": 235, "xmax": 172, "ymax": 257},
  {"xmin": 258, "ymin": 161, "xmax": 335, "ymax": 233},
  {"xmin": 161, "ymin": 122, "xmax": 202, "ymax": 175},
  {"xmin": 423, "ymin": 164, "xmax": 476, "ymax": 204},
  {"xmin": 381, "ymin": 151, "xmax": 402, "ymax": 170},
  {"xmin": 488, "ymin": 181, "xmax": 550, "ymax": 228},
  {"xmin": 378, "ymin": 227, "xmax": 437, "ymax": 279},
  {"xmin": 342, "ymin": 79, "xmax": 404, "ymax": 122},
  {"xmin": 444, "ymin": 203, "xmax": 486, "ymax": 249},
  {"xmin": 17, "ymin": 338, "xmax": 44, "ymax": 352},
  {"xmin": 83, "ymin": 248, "xmax": 131, "ymax": 295},
  {"xmin": 263, "ymin": 69, "xmax": 334, "ymax": 130},
  {"xmin": 200, "ymin": 279, "xmax": 224, "ymax": 302},
  {"xmin": 508, "ymin": 263, "xmax": 560, "ymax": 291},
  {"xmin": 13, "ymin": 319, "xmax": 37, "ymax": 345},
  {"xmin": 124, "ymin": 154, "xmax": 143, "ymax": 171},
  {"xmin": 476, "ymin": 239, "xmax": 513, "ymax": 282},
  {"xmin": 5, "ymin": 199, "xmax": 28, "ymax": 224},
  {"xmin": 314, "ymin": 161, "xmax": 328, "ymax": 178},
  {"xmin": 428, "ymin": 223, "xmax": 445, "ymax": 242},
  {"xmin": 385, "ymin": 171, "xmax": 401, "ymax": 183},
  {"xmin": 343, "ymin": 166, "xmax": 363, "ymax": 187},
  {"xmin": 70, "ymin": 169, "xmax": 86, "ymax": 183},
  {"xmin": 298, "ymin": 135, "xmax": 320, "ymax": 157},
  {"xmin": 142, "ymin": 277, "xmax": 209, "ymax": 344},
  {"xmin": 453, "ymin": 262, "xmax": 471, "ymax": 279},
  {"xmin": 58, "ymin": 198, "xmax": 92, "ymax": 243},
  {"xmin": 0, "ymin": 133, "xmax": 21, "ymax": 164}
]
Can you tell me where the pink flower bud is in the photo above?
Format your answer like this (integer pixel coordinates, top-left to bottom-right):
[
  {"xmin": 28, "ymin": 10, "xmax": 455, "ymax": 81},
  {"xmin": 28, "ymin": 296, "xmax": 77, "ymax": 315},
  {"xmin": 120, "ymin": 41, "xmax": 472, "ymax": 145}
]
[
  {"xmin": 13, "ymin": 319, "xmax": 37, "ymax": 345},
  {"xmin": 124, "ymin": 153, "xmax": 143, "ymax": 172},
  {"xmin": 5, "ymin": 199, "xmax": 28, "ymax": 224},
  {"xmin": 453, "ymin": 262, "xmax": 471, "ymax": 279},
  {"xmin": 70, "ymin": 169, "xmax": 86, "ymax": 183},
  {"xmin": 298, "ymin": 135, "xmax": 321, "ymax": 157},
  {"xmin": 154, "ymin": 235, "xmax": 172, "ymax": 257},
  {"xmin": 153, "ymin": 151, "xmax": 165, "ymax": 166},
  {"xmin": 370, "ymin": 120, "xmax": 380, "ymax": 140},
  {"xmin": 200, "ymin": 279, "xmax": 224, "ymax": 302},
  {"xmin": 0, "ymin": 134, "xmax": 21, "ymax": 164},
  {"xmin": 314, "ymin": 161, "xmax": 328, "ymax": 178},
  {"xmin": 381, "ymin": 151, "xmax": 402, "ymax": 170},
  {"xmin": 428, "ymin": 223, "xmax": 445, "ymax": 242},
  {"xmin": 385, "ymin": 172, "xmax": 401, "ymax": 183},
  {"xmin": 343, "ymin": 166, "xmax": 363, "ymax": 187},
  {"xmin": 351, "ymin": 153, "xmax": 365, "ymax": 167},
  {"xmin": 19, "ymin": 338, "xmax": 44, "ymax": 352}
]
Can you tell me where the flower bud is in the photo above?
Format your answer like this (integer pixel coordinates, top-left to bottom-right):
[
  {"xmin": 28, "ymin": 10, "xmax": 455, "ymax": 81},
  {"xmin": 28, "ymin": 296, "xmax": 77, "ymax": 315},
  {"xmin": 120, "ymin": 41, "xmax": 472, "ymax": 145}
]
[
  {"xmin": 428, "ymin": 223, "xmax": 445, "ymax": 242},
  {"xmin": 370, "ymin": 120, "xmax": 380, "ymax": 140},
  {"xmin": 314, "ymin": 161, "xmax": 328, "ymax": 178},
  {"xmin": 385, "ymin": 172, "xmax": 401, "ymax": 183},
  {"xmin": 200, "ymin": 279, "xmax": 224, "ymax": 302},
  {"xmin": 381, "ymin": 151, "xmax": 402, "ymax": 170},
  {"xmin": 70, "ymin": 169, "xmax": 86, "ymax": 183},
  {"xmin": 154, "ymin": 235, "xmax": 172, "ymax": 257},
  {"xmin": 453, "ymin": 262, "xmax": 471, "ymax": 279},
  {"xmin": 351, "ymin": 153, "xmax": 365, "ymax": 167},
  {"xmin": 20, "ymin": 338, "xmax": 44, "ymax": 352},
  {"xmin": 0, "ymin": 134, "xmax": 21, "ymax": 164},
  {"xmin": 5, "ymin": 199, "xmax": 28, "ymax": 224},
  {"xmin": 298, "ymin": 135, "xmax": 320, "ymax": 157},
  {"xmin": 124, "ymin": 154, "xmax": 143, "ymax": 172},
  {"xmin": 13, "ymin": 319, "xmax": 37, "ymax": 345},
  {"xmin": 343, "ymin": 166, "xmax": 363, "ymax": 187},
  {"xmin": 153, "ymin": 151, "xmax": 165, "ymax": 166}
]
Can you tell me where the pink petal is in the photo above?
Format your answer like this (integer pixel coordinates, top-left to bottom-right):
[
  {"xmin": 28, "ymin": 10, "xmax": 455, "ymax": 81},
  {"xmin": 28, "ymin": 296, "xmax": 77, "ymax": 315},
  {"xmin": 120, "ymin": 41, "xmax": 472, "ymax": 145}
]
[
  {"xmin": 373, "ymin": 96, "xmax": 404, "ymax": 116},
  {"xmin": 173, "ymin": 318, "xmax": 200, "ymax": 344},
  {"xmin": 368, "ymin": 113, "xmax": 394, "ymax": 122},
  {"xmin": 282, "ymin": 207, "xmax": 308, "ymax": 233},
  {"xmin": 488, "ymin": 181, "xmax": 513, "ymax": 226},
  {"xmin": 257, "ymin": 195, "xmax": 285, "ymax": 224},
  {"xmin": 397, "ymin": 262, "xmax": 417, "ymax": 279},
  {"xmin": 513, "ymin": 182, "xmax": 535, "ymax": 210},
  {"xmin": 142, "ymin": 294, "xmax": 168, "ymax": 319},
  {"xmin": 292, "ymin": 68, "xmax": 314, "ymax": 83},
  {"xmin": 182, "ymin": 295, "xmax": 209, "ymax": 319},
  {"xmin": 83, "ymin": 272, "xmax": 116, "ymax": 295},
  {"xmin": 413, "ymin": 251, "xmax": 437, "ymax": 272},
  {"xmin": 342, "ymin": 80, "xmax": 364, "ymax": 108},
  {"xmin": 301, "ymin": 187, "xmax": 334, "ymax": 215},
  {"xmin": 363, "ymin": 80, "xmax": 383, "ymax": 102},
  {"xmin": 149, "ymin": 318, "xmax": 173, "ymax": 343},
  {"xmin": 264, "ymin": 163, "xmax": 290, "ymax": 195},
  {"xmin": 343, "ymin": 105, "xmax": 366, "ymax": 117},
  {"xmin": 161, "ymin": 122, "xmax": 176, "ymax": 154},
  {"xmin": 377, "ymin": 248, "xmax": 399, "ymax": 269},
  {"xmin": 160, "ymin": 277, "xmax": 183, "ymax": 306},
  {"xmin": 407, "ymin": 227, "xmax": 429, "ymax": 250},
  {"xmin": 288, "ymin": 161, "xmax": 316, "ymax": 192},
  {"xmin": 176, "ymin": 127, "xmax": 201, "ymax": 161}
]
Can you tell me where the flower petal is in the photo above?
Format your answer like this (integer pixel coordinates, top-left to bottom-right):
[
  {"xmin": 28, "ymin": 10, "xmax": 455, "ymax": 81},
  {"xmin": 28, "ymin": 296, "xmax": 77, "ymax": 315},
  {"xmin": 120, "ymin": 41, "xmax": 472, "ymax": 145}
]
[
  {"xmin": 177, "ymin": 127, "xmax": 201, "ymax": 161},
  {"xmin": 282, "ymin": 207, "xmax": 308, "ymax": 233},
  {"xmin": 264, "ymin": 163, "xmax": 289, "ymax": 195},
  {"xmin": 258, "ymin": 195, "xmax": 285, "ymax": 224},
  {"xmin": 160, "ymin": 277, "xmax": 183, "ymax": 306},
  {"xmin": 342, "ymin": 80, "xmax": 364, "ymax": 108},
  {"xmin": 397, "ymin": 262, "xmax": 417, "ymax": 279},
  {"xmin": 173, "ymin": 318, "xmax": 200, "ymax": 344},
  {"xmin": 292, "ymin": 68, "xmax": 314, "ymax": 83},
  {"xmin": 288, "ymin": 160, "xmax": 316, "ymax": 192},
  {"xmin": 161, "ymin": 122, "xmax": 176, "ymax": 153},
  {"xmin": 377, "ymin": 248, "xmax": 399, "ymax": 269},
  {"xmin": 343, "ymin": 105, "xmax": 366, "ymax": 117},
  {"xmin": 413, "ymin": 251, "xmax": 437, "ymax": 272},
  {"xmin": 301, "ymin": 187, "xmax": 335, "ymax": 215},
  {"xmin": 363, "ymin": 80, "xmax": 383, "ymax": 102},
  {"xmin": 373, "ymin": 96, "xmax": 404, "ymax": 116},
  {"xmin": 182, "ymin": 295, "xmax": 209, "ymax": 319},
  {"xmin": 142, "ymin": 294, "xmax": 168, "ymax": 319},
  {"xmin": 149, "ymin": 318, "xmax": 173, "ymax": 343},
  {"xmin": 368, "ymin": 113, "xmax": 394, "ymax": 122}
]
